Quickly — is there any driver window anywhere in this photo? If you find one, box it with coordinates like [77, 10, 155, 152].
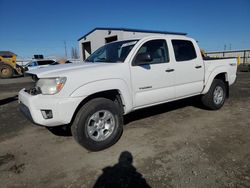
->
[133, 39, 169, 65]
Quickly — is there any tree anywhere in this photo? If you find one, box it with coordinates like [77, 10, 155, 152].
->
[71, 47, 79, 59]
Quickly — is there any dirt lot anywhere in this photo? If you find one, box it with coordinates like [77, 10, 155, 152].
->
[0, 73, 250, 188]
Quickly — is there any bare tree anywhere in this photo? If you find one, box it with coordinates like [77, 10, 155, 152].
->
[74, 47, 79, 59]
[71, 47, 74, 59]
[71, 47, 79, 59]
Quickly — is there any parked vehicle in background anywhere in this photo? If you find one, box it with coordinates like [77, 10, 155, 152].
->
[19, 34, 237, 151]
[24, 59, 55, 71]
[0, 51, 24, 78]
[51, 59, 73, 65]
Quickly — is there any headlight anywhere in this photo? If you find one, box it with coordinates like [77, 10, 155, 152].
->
[36, 77, 67, 95]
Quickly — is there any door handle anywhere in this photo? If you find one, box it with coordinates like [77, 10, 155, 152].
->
[165, 68, 175, 72]
[195, 65, 202, 69]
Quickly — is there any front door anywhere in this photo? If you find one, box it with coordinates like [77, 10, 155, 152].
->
[130, 39, 175, 108]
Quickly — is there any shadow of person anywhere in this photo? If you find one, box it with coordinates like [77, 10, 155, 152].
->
[93, 151, 150, 188]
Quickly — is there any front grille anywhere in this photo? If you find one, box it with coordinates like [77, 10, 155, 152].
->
[23, 74, 40, 95]
[25, 87, 41, 95]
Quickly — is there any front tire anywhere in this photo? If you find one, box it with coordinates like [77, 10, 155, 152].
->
[71, 98, 123, 151]
[0, 64, 13, 78]
[201, 79, 226, 110]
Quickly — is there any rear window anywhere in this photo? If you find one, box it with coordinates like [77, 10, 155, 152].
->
[172, 40, 197, 61]
[37, 60, 54, 65]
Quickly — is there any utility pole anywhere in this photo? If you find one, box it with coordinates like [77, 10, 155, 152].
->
[64, 41, 67, 58]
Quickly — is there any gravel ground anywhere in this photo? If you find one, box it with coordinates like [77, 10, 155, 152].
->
[0, 73, 250, 188]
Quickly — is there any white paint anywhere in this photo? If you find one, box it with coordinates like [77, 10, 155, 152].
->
[19, 35, 237, 127]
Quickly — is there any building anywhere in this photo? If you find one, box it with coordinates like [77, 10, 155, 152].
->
[78, 27, 186, 61]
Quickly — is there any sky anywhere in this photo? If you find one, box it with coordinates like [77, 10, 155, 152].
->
[0, 0, 249, 59]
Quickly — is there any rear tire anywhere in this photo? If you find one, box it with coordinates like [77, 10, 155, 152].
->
[0, 63, 13, 78]
[71, 98, 123, 151]
[201, 79, 226, 110]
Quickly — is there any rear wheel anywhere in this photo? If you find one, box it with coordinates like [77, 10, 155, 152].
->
[0, 64, 13, 78]
[71, 98, 123, 151]
[201, 79, 226, 110]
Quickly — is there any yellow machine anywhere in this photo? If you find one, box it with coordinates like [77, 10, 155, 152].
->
[0, 51, 23, 78]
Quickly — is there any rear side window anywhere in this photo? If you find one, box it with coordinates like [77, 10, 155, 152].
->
[172, 40, 197, 61]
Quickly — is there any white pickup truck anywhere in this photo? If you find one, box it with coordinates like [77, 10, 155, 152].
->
[19, 35, 237, 151]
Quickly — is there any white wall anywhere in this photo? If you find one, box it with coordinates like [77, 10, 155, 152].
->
[79, 30, 124, 60]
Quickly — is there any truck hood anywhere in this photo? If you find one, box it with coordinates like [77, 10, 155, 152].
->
[27, 62, 120, 78]
[26, 61, 130, 98]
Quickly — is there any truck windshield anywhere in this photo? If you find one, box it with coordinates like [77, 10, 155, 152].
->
[86, 40, 138, 63]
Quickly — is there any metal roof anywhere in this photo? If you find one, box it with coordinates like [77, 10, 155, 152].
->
[78, 27, 187, 41]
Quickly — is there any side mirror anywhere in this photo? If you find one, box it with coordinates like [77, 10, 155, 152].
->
[134, 52, 152, 66]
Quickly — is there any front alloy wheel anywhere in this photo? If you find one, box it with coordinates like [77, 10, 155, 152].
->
[87, 110, 115, 142]
[71, 98, 123, 151]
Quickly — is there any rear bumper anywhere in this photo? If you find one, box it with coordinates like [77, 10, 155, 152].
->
[18, 89, 83, 127]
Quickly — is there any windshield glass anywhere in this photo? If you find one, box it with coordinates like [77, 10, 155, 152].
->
[86, 40, 138, 63]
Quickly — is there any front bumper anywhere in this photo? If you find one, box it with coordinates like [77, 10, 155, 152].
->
[18, 89, 83, 127]
[19, 102, 34, 124]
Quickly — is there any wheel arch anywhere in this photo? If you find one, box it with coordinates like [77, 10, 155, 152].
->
[214, 73, 229, 98]
[70, 79, 132, 109]
[70, 89, 126, 125]
[202, 69, 229, 97]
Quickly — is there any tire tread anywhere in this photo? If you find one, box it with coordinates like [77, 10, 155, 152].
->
[71, 98, 123, 151]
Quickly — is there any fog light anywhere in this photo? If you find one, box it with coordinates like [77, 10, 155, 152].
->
[41, 110, 53, 119]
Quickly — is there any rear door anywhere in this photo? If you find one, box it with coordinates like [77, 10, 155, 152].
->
[171, 39, 204, 98]
[130, 39, 175, 108]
